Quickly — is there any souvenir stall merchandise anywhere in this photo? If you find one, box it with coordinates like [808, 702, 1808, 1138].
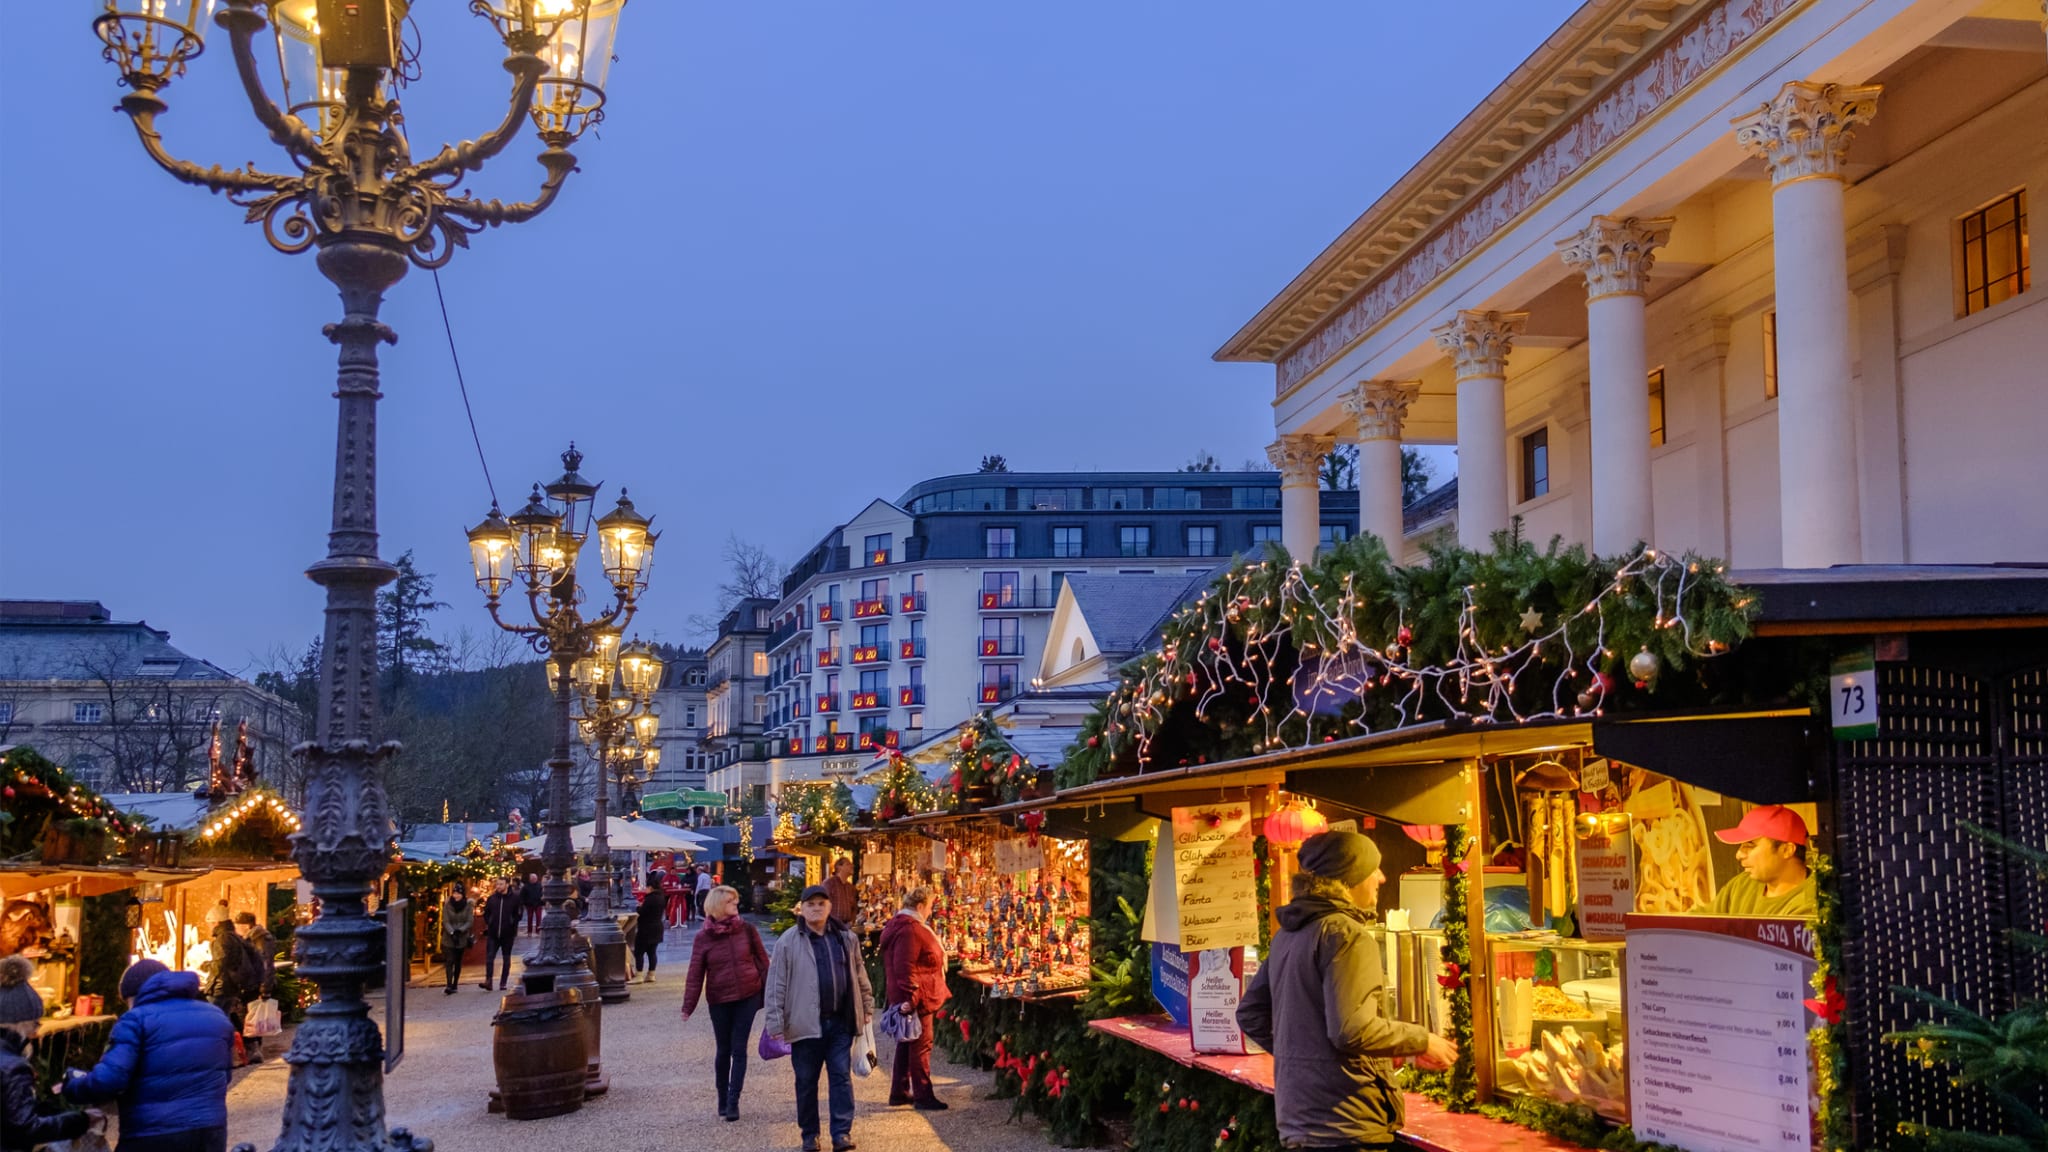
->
[913, 819, 1093, 999]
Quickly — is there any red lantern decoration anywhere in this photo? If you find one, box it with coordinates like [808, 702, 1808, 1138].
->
[1264, 797, 1328, 848]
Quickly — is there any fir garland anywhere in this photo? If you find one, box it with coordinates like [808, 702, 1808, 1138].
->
[1409, 823, 1476, 1110]
[1058, 537, 1755, 787]
[1807, 849, 1853, 1152]
[1476, 1096, 1682, 1151]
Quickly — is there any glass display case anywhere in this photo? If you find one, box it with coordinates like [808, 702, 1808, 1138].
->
[1487, 934, 1629, 1119]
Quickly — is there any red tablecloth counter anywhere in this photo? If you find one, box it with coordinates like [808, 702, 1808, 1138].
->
[1086, 1016, 1580, 1152]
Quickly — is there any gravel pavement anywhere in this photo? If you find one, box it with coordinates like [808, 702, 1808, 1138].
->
[222, 923, 1052, 1152]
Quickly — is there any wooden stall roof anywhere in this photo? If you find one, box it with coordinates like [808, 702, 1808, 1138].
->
[0, 863, 207, 900]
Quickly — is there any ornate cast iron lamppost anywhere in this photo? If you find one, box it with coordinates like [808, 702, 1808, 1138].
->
[567, 633, 662, 1001]
[89, 2, 625, 1150]
[467, 446, 654, 1079]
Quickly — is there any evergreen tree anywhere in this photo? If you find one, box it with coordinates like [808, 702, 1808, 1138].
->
[978, 454, 1010, 473]
[377, 550, 449, 690]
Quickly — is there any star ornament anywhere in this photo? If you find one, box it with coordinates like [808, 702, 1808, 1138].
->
[1519, 608, 1545, 633]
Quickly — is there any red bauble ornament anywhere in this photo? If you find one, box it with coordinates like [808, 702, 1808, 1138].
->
[1397, 626, 1413, 646]
[1086, 736, 1100, 748]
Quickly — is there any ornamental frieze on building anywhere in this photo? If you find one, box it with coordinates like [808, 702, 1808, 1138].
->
[1274, 0, 1800, 394]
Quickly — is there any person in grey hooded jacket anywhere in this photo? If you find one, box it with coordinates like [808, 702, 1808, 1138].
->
[1237, 829, 1457, 1150]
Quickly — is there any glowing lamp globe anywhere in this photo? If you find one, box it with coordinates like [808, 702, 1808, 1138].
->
[1265, 797, 1328, 848]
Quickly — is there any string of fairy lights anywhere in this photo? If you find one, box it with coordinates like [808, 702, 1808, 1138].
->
[1093, 545, 1753, 769]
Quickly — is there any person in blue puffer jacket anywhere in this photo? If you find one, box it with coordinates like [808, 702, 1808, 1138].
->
[60, 959, 233, 1152]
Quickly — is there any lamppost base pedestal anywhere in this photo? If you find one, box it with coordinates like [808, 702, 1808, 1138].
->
[581, 919, 632, 1004]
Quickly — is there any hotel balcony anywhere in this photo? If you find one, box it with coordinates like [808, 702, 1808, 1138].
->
[852, 597, 890, 619]
[978, 636, 1024, 658]
[816, 692, 841, 713]
[898, 685, 925, 707]
[898, 592, 927, 614]
[785, 737, 807, 757]
[817, 647, 841, 668]
[814, 732, 855, 755]
[850, 690, 889, 711]
[858, 729, 900, 751]
[817, 600, 843, 624]
[851, 644, 888, 665]
[978, 682, 1018, 705]
[768, 618, 804, 651]
[979, 587, 1055, 611]
[899, 638, 926, 660]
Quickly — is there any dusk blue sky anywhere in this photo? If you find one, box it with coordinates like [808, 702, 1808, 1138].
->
[1, 1, 1580, 670]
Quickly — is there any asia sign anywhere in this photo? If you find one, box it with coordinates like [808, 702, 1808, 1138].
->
[1169, 803, 1260, 952]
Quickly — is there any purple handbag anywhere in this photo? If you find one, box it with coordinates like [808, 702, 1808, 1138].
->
[758, 1029, 792, 1061]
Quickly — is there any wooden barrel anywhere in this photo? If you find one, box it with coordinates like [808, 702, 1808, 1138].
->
[491, 985, 587, 1120]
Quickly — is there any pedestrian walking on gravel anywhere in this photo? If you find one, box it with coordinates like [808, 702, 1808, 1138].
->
[60, 959, 233, 1152]
[682, 885, 770, 1121]
[520, 873, 545, 935]
[231, 912, 278, 1062]
[480, 877, 522, 991]
[879, 886, 948, 1110]
[763, 885, 872, 1152]
[439, 885, 475, 995]
[694, 865, 713, 921]
[4, 1026, 90, 1152]
[634, 872, 668, 982]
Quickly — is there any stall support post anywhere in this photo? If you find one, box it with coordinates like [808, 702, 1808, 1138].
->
[1464, 760, 1496, 1105]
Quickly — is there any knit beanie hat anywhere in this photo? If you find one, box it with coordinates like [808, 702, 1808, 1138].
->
[1297, 829, 1382, 887]
[119, 959, 169, 1002]
[205, 902, 233, 925]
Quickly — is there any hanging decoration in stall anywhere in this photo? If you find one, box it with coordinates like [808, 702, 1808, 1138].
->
[913, 822, 1091, 997]
[1058, 538, 1755, 788]
[870, 752, 940, 822]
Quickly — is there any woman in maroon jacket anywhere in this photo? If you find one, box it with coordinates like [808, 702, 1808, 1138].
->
[682, 884, 770, 1122]
[879, 885, 950, 1110]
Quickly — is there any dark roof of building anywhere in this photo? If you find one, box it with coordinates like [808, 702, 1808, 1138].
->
[1403, 477, 1458, 532]
[898, 470, 1281, 505]
[1063, 572, 1213, 662]
[1737, 564, 2048, 624]
[0, 601, 237, 682]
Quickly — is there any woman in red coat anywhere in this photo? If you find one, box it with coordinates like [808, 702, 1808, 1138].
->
[683, 885, 771, 1121]
[878, 885, 950, 1110]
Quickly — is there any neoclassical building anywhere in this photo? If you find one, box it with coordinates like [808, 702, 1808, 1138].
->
[1221, 0, 2045, 569]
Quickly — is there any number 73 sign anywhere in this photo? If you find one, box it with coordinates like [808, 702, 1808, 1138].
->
[1830, 649, 1878, 740]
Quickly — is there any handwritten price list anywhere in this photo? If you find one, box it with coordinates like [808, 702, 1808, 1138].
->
[1625, 916, 1820, 1152]
[1170, 804, 1261, 952]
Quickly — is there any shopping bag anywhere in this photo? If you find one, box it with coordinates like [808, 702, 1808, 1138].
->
[878, 1004, 921, 1042]
[757, 1030, 792, 1061]
[245, 997, 283, 1037]
[850, 1021, 878, 1077]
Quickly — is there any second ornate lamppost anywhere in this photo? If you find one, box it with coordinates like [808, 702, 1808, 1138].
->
[467, 444, 654, 1089]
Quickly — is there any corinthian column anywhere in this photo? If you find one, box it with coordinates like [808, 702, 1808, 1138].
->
[1267, 434, 1333, 563]
[1557, 215, 1673, 555]
[1433, 310, 1526, 549]
[1734, 80, 1880, 568]
[1342, 381, 1419, 553]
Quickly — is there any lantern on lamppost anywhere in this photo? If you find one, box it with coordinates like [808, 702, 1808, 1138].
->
[571, 634, 661, 971]
[90, 0, 629, 1144]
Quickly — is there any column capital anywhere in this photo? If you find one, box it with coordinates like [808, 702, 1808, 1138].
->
[1266, 434, 1333, 485]
[1732, 81, 1881, 185]
[1432, 310, 1527, 381]
[1556, 215, 1675, 300]
[1341, 380, 1420, 441]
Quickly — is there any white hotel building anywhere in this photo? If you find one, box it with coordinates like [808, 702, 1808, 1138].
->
[1221, 0, 2045, 570]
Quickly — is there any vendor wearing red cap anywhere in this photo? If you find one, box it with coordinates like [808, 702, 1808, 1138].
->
[1694, 804, 1816, 917]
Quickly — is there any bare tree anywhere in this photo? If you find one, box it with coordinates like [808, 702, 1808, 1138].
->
[67, 643, 228, 793]
[1182, 450, 1221, 473]
[716, 534, 784, 610]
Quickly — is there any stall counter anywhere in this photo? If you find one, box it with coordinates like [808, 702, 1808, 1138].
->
[1087, 1015, 1585, 1152]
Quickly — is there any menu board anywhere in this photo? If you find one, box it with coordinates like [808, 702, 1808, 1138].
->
[1189, 947, 1251, 1054]
[1625, 915, 1820, 1152]
[1170, 803, 1260, 952]
[1576, 818, 1635, 941]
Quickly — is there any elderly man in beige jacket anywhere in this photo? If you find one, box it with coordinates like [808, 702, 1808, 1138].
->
[764, 884, 873, 1152]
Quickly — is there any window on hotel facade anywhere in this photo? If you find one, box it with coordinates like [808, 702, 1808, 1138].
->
[752, 651, 769, 677]
[1521, 428, 1550, 501]
[1234, 487, 1282, 510]
[859, 623, 887, 648]
[1052, 525, 1084, 558]
[1648, 367, 1666, 447]
[0, 702, 12, 725]
[1763, 311, 1779, 400]
[1186, 525, 1217, 557]
[685, 705, 698, 728]
[73, 701, 103, 724]
[983, 571, 1018, 606]
[858, 714, 889, 738]
[1097, 487, 1147, 511]
[986, 526, 1016, 559]
[982, 663, 1019, 698]
[1959, 189, 2029, 316]
[859, 578, 886, 602]
[1252, 524, 1282, 545]
[1119, 525, 1151, 557]
[863, 533, 892, 564]
[1320, 524, 1350, 550]
[858, 669, 887, 694]
[1024, 487, 1084, 510]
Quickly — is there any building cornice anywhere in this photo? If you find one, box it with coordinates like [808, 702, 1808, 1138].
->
[1216, 0, 1802, 390]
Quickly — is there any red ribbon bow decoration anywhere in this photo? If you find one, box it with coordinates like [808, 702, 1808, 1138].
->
[1437, 961, 1465, 990]
[1803, 974, 1846, 1025]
